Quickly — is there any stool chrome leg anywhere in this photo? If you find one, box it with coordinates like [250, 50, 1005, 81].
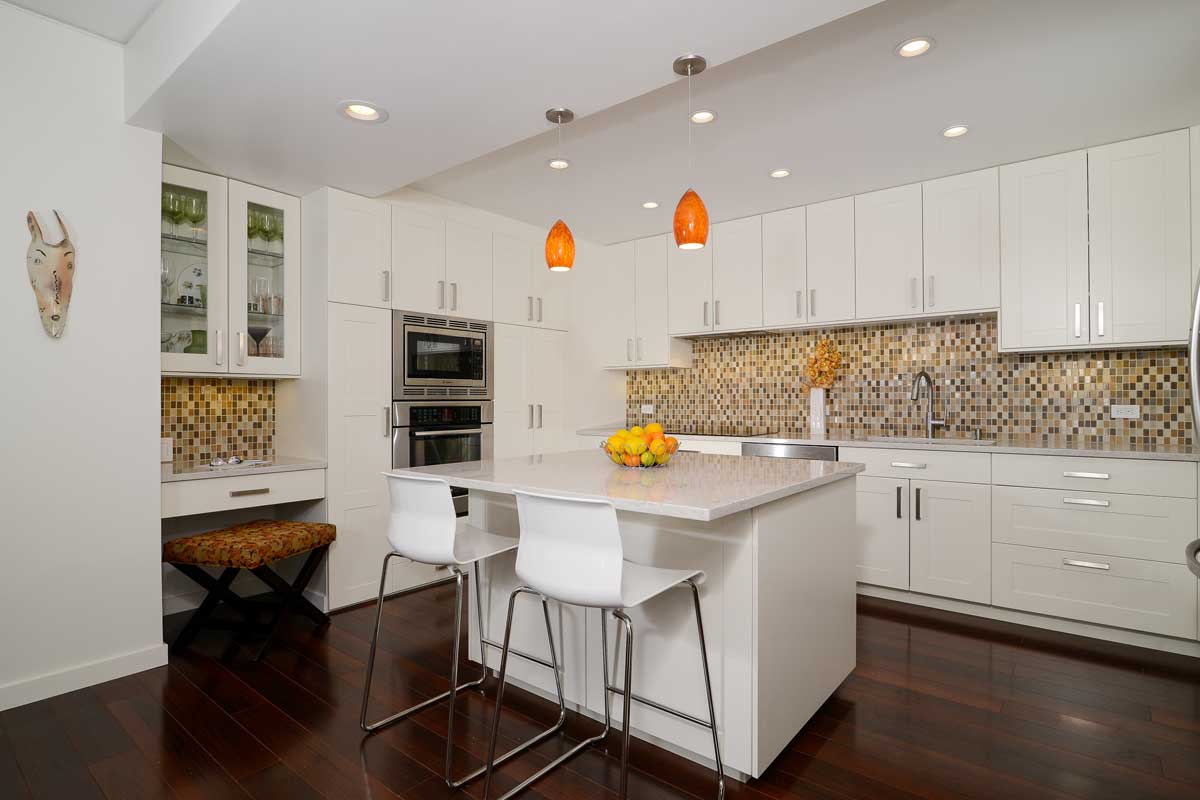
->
[612, 610, 635, 799]
[688, 579, 726, 800]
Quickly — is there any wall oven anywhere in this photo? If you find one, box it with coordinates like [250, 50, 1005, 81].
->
[392, 400, 493, 516]
[393, 311, 492, 399]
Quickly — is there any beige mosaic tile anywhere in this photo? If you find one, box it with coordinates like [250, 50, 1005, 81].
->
[161, 377, 275, 465]
[626, 315, 1191, 448]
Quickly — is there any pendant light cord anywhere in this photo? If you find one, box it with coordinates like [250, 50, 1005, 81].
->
[687, 66, 694, 176]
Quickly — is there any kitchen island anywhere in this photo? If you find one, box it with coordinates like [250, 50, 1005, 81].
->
[388, 449, 863, 778]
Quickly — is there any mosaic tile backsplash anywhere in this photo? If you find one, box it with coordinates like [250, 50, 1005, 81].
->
[161, 377, 275, 465]
[626, 315, 1192, 448]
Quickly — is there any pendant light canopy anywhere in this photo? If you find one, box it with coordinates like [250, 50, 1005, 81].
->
[672, 54, 709, 251]
[544, 107, 576, 271]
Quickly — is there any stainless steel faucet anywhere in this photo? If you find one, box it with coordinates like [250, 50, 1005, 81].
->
[910, 369, 946, 439]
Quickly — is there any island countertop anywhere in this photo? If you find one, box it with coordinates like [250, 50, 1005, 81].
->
[387, 449, 863, 521]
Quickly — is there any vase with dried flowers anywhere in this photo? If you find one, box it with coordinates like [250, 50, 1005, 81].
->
[802, 339, 842, 439]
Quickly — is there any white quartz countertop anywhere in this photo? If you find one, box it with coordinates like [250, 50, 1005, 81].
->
[577, 425, 1199, 462]
[387, 449, 863, 521]
[161, 456, 327, 483]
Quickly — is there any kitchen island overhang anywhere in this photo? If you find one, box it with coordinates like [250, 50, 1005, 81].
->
[387, 450, 864, 779]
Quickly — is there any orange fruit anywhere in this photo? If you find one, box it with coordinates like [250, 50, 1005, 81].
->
[645, 423, 663, 437]
[650, 439, 667, 456]
[664, 436, 679, 454]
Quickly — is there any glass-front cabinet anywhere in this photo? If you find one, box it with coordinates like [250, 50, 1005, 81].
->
[160, 165, 300, 376]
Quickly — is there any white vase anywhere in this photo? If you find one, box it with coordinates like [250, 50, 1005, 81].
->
[809, 386, 827, 439]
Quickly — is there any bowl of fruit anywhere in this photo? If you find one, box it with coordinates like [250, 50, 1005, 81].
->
[602, 423, 681, 468]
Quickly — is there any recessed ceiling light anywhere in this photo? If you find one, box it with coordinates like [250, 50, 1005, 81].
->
[642, 201, 659, 209]
[690, 110, 716, 124]
[547, 158, 570, 170]
[942, 124, 969, 138]
[769, 168, 791, 179]
[895, 37, 933, 58]
[338, 100, 388, 123]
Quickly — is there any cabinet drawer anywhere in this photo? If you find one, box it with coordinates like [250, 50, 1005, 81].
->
[992, 486, 1196, 563]
[846, 447, 990, 484]
[677, 439, 744, 456]
[162, 469, 326, 519]
[992, 454, 1196, 498]
[992, 543, 1197, 639]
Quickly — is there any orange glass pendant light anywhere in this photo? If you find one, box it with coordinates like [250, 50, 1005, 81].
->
[545, 218, 575, 271]
[672, 54, 709, 250]
[544, 107, 576, 271]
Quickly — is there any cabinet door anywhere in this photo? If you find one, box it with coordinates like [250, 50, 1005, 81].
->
[999, 151, 1089, 350]
[532, 258, 571, 331]
[712, 215, 763, 330]
[326, 189, 391, 308]
[855, 476, 909, 589]
[493, 232, 536, 326]
[922, 168, 999, 313]
[805, 197, 855, 323]
[445, 218, 493, 321]
[1088, 130, 1191, 345]
[910, 480, 991, 603]
[228, 181, 301, 376]
[761, 207, 807, 327]
[161, 165, 229, 373]
[635, 235, 670, 364]
[531, 328, 568, 455]
[855, 184, 923, 319]
[599, 241, 637, 367]
[492, 323, 533, 459]
[667, 239, 714, 335]
[391, 208, 446, 314]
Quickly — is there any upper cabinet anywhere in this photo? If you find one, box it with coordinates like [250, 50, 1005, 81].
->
[444, 218, 494, 320]
[667, 238, 715, 335]
[604, 236, 692, 369]
[1087, 130, 1191, 346]
[712, 216, 764, 331]
[492, 230, 568, 330]
[761, 207, 807, 327]
[390, 208, 447, 315]
[922, 168, 999, 314]
[322, 189, 391, 308]
[806, 197, 856, 324]
[855, 184, 923, 320]
[161, 165, 300, 376]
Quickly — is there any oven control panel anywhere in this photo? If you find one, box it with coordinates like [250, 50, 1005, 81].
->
[408, 405, 483, 426]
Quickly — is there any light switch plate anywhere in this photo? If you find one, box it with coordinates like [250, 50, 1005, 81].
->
[641, 404, 655, 415]
[1110, 404, 1140, 419]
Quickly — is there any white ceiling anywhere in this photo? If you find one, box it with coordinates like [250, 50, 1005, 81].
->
[8, 0, 162, 42]
[131, 0, 881, 200]
[416, 0, 1200, 244]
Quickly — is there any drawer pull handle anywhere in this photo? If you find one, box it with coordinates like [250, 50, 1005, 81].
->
[1063, 558, 1110, 571]
[230, 488, 270, 497]
[896, 485, 902, 519]
[1063, 471, 1109, 480]
[891, 462, 926, 469]
[1063, 497, 1109, 507]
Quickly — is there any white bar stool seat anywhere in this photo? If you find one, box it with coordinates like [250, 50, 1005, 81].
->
[482, 489, 725, 800]
[360, 473, 569, 791]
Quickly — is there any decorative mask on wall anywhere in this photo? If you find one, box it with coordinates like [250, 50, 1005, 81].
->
[25, 210, 75, 338]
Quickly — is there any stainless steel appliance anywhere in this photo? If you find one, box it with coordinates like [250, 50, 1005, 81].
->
[392, 400, 493, 515]
[741, 441, 838, 460]
[393, 311, 492, 399]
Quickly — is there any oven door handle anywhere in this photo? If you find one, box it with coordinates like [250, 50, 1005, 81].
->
[412, 428, 484, 437]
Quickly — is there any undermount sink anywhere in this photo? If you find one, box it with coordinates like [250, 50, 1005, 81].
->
[864, 435, 996, 446]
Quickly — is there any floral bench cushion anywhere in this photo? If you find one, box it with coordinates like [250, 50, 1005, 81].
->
[163, 520, 337, 570]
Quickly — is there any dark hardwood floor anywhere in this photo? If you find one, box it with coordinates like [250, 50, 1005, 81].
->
[4, 586, 1200, 799]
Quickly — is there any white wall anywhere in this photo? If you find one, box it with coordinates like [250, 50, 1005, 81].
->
[0, 4, 166, 710]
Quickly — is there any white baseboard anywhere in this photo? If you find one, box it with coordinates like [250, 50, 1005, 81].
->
[0, 642, 168, 712]
[857, 584, 1200, 659]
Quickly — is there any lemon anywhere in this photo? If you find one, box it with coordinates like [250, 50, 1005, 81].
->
[628, 439, 647, 456]
[607, 434, 624, 449]
[616, 429, 629, 438]
[610, 451, 623, 465]
[645, 422, 663, 436]
[629, 426, 644, 437]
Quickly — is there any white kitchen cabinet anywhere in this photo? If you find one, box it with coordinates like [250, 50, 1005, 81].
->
[855, 476, 909, 589]
[492, 231, 567, 330]
[909, 480, 991, 604]
[761, 207, 807, 327]
[805, 197, 855, 324]
[390, 208, 446, 315]
[605, 236, 693, 368]
[922, 168, 999, 313]
[712, 216, 763, 330]
[1087, 130, 1191, 345]
[855, 184, 923, 320]
[493, 323, 568, 459]
[445, 218, 494, 320]
[999, 150, 1090, 350]
[667, 238, 714, 335]
[600, 241, 638, 366]
[1192, 125, 1200, 290]
[529, 326, 567, 454]
[532, 256, 571, 331]
[321, 189, 391, 309]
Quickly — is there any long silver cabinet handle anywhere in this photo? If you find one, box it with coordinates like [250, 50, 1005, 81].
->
[537, 296, 543, 322]
[795, 290, 802, 319]
[915, 487, 922, 520]
[451, 282, 458, 311]
[1063, 497, 1110, 507]
[1063, 471, 1109, 480]
[896, 485, 902, 519]
[528, 404, 534, 429]
[537, 404, 543, 429]
[215, 329, 224, 366]
[927, 276, 934, 308]
[715, 300, 721, 326]
[809, 288, 816, 318]
[1097, 301, 1105, 337]
[414, 428, 483, 437]
[438, 280, 446, 309]
[230, 487, 270, 498]
[703, 301, 709, 327]
[1063, 558, 1110, 571]
[527, 296, 533, 321]
[891, 462, 927, 469]
[237, 331, 247, 366]
[382, 271, 391, 302]
[383, 407, 390, 437]
[1074, 303, 1081, 338]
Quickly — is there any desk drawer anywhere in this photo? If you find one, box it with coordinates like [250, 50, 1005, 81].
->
[162, 469, 326, 518]
[992, 486, 1195, 563]
[992, 543, 1197, 639]
[992, 454, 1196, 498]
[847, 447, 990, 484]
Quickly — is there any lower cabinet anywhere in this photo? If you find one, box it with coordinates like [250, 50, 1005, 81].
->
[493, 323, 568, 459]
[909, 480, 991, 603]
[854, 476, 909, 589]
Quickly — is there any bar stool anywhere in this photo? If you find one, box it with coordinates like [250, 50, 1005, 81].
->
[482, 489, 725, 800]
[360, 473, 569, 790]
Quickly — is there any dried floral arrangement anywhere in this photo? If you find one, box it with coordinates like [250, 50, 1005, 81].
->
[803, 338, 842, 390]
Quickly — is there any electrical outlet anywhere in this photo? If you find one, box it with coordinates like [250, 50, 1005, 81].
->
[641, 404, 655, 415]
[1110, 404, 1140, 420]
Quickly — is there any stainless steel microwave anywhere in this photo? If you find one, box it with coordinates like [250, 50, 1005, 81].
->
[393, 311, 492, 399]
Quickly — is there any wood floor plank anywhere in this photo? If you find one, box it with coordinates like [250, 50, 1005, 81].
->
[87, 748, 177, 800]
[0, 726, 32, 799]
[1, 702, 106, 800]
